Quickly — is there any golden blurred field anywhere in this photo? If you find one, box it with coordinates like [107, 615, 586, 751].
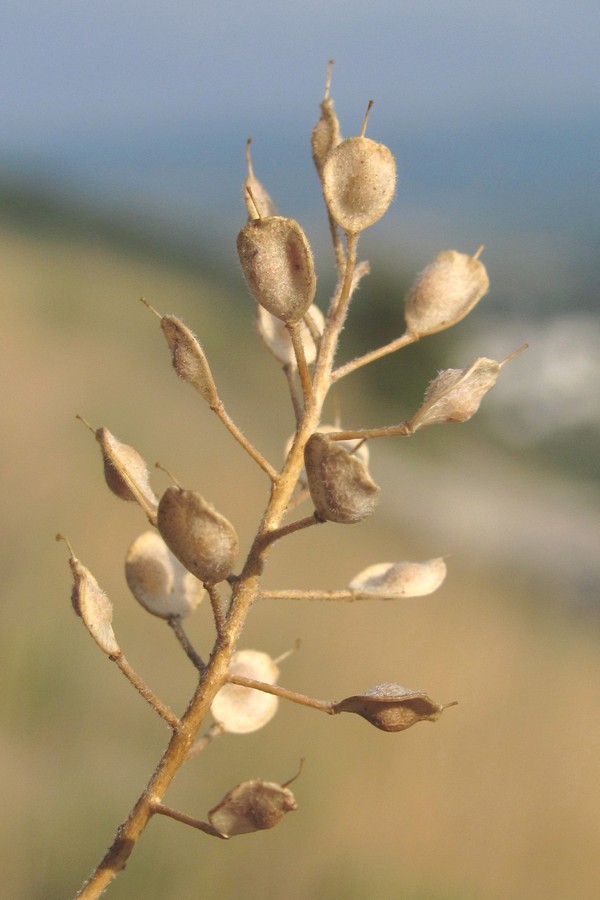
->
[1, 215, 599, 900]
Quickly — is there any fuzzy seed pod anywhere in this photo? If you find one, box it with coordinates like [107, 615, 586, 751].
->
[67, 550, 120, 656]
[157, 486, 238, 584]
[160, 316, 218, 404]
[94, 427, 158, 510]
[348, 558, 447, 599]
[322, 135, 396, 233]
[333, 684, 454, 733]
[257, 303, 324, 367]
[237, 216, 317, 324]
[287, 424, 369, 487]
[208, 778, 297, 837]
[404, 249, 489, 337]
[244, 138, 277, 220]
[409, 357, 501, 432]
[125, 530, 205, 619]
[304, 432, 380, 524]
[311, 64, 342, 177]
[211, 650, 280, 734]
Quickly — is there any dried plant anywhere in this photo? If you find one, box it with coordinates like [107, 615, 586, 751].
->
[59, 62, 522, 897]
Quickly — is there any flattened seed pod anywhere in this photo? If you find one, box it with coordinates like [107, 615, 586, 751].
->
[237, 216, 316, 324]
[304, 432, 380, 524]
[160, 315, 218, 404]
[348, 558, 447, 598]
[322, 135, 396, 234]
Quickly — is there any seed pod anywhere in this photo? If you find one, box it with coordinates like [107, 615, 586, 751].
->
[208, 778, 297, 838]
[93, 426, 158, 511]
[157, 486, 238, 584]
[287, 424, 369, 487]
[160, 315, 218, 404]
[304, 432, 380, 524]
[311, 60, 342, 178]
[237, 216, 317, 324]
[404, 249, 489, 337]
[125, 530, 205, 619]
[348, 558, 447, 599]
[60, 538, 120, 657]
[257, 303, 324, 367]
[332, 683, 456, 733]
[408, 357, 501, 432]
[211, 650, 280, 734]
[322, 135, 396, 233]
[244, 137, 277, 220]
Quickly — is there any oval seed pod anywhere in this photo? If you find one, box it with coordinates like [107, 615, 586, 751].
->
[160, 316, 218, 404]
[348, 558, 447, 599]
[237, 216, 317, 324]
[408, 357, 501, 432]
[125, 530, 205, 619]
[333, 683, 456, 733]
[311, 60, 342, 178]
[287, 424, 369, 488]
[244, 138, 277, 220]
[211, 650, 280, 734]
[94, 426, 158, 511]
[322, 135, 396, 233]
[404, 249, 489, 337]
[61, 540, 120, 657]
[257, 303, 324, 367]
[304, 432, 380, 524]
[157, 486, 238, 584]
[208, 778, 297, 837]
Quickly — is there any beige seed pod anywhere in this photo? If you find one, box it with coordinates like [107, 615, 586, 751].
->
[237, 216, 317, 324]
[311, 60, 342, 178]
[157, 486, 238, 584]
[60, 538, 120, 657]
[257, 303, 324, 367]
[333, 683, 456, 733]
[322, 130, 396, 234]
[244, 137, 277, 220]
[404, 248, 489, 337]
[211, 650, 280, 734]
[208, 778, 297, 838]
[287, 424, 369, 487]
[348, 557, 447, 598]
[160, 315, 218, 404]
[92, 425, 158, 511]
[125, 530, 205, 619]
[408, 357, 501, 432]
[304, 432, 380, 524]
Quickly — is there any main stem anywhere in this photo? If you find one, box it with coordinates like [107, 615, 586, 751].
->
[76, 238, 359, 898]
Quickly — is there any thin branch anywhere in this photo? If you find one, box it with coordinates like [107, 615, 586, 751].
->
[286, 321, 313, 406]
[187, 722, 225, 759]
[258, 513, 322, 549]
[260, 588, 360, 601]
[283, 363, 303, 425]
[332, 330, 418, 382]
[112, 654, 182, 731]
[209, 399, 278, 482]
[152, 803, 226, 839]
[168, 616, 205, 672]
[326, 421, 412, 441]
[206, 583, 227, 637]
[227, 674, 334, 715]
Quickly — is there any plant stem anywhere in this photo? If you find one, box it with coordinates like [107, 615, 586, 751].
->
[112, 654, 182, 731]
[228, 674, 334, 715]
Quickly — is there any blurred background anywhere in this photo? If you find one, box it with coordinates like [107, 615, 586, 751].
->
[2, 2, 599, 898]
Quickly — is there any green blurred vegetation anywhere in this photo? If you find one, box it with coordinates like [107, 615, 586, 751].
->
[1, 186, 599, 900]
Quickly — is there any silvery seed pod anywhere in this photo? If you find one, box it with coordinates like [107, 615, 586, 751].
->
[244, 137, 277, 220]
[409, 357, 501, 432]
[211, 649, 280, 734]
[67, 549, 120, 656]
[304, 432, 380, 524]
[208, 778, 297, 838]
[237, 216, 317, 324]
[311, 62, 342, 178]
[160, 315, 218, 404]
[95, 427, 158, 510]
[348, 558, 447, 599]
[257, 303, 324, 367]
[404, 249, 489, 337]
[333, 683, 454, 733]
[157, 486, 238, 584]
[322, 135, 396, 234]
[125, 530, 205, 619]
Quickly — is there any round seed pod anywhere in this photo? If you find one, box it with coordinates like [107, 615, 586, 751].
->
[208, 778, 297, 837]
[211, 650, 280, 734]
[257, 303, 324, 367]
[286, 424, 369, 487]
[125, 530, 205, 619]
[237, 216, 317, 324]
[409, 357, 501, 432]
[348, 558, 447, 599]
[160, 316, 218, 404]
[157, 486, 238, 584]
[332, 683, 454, 733]
[304, 432, 380, 524]
[404, 249, 489, 337]
[322, 135, 396, 234]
